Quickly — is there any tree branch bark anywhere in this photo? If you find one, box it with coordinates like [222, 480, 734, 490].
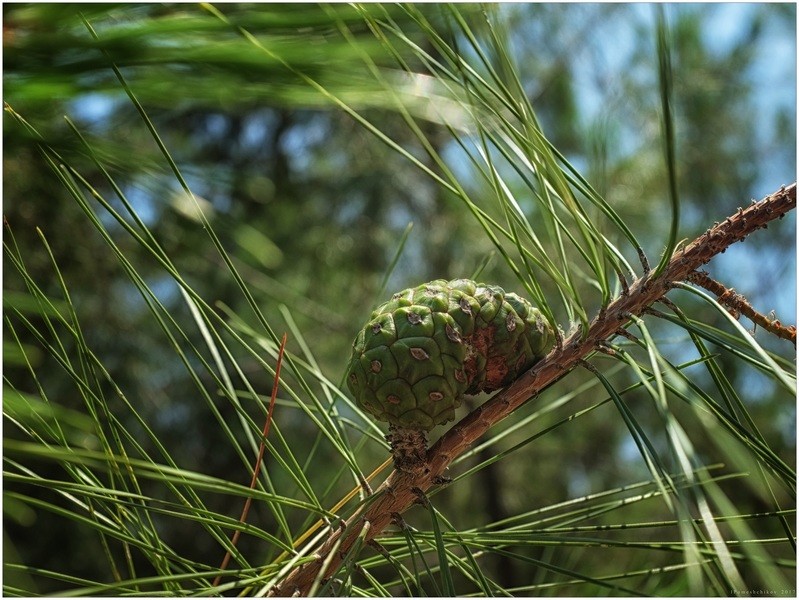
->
[268, 183, 796, 597]
[686, 269, 797, 345]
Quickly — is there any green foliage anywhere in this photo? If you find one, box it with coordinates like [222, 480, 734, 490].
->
[4, 3, 795, 596]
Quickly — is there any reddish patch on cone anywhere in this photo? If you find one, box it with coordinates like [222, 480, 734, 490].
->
[462, 324, 496, 394]
[483, 353, 510, 391]
[461, 324, 526, 393]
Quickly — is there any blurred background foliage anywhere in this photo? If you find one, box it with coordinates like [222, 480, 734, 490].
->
[3, 3, 795, 595]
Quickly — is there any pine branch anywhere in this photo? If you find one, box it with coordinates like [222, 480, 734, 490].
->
[267, 183, 796, 597]
[686, 270, 796, 345]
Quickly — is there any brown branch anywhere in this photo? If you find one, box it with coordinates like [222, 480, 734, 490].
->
[213, 333, 288, 589]
[687, 270, 796, 345]
[267, 183, 796, 597]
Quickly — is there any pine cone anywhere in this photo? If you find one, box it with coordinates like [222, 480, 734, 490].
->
[346, 279, 553, 431]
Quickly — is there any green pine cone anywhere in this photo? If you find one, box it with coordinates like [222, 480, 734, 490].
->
[346, 279, 554, 431]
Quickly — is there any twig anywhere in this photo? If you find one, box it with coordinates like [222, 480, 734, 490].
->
[267, 183, 796, 597]
[213, 333, 288, 589]
[687, 270, 796, 345]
